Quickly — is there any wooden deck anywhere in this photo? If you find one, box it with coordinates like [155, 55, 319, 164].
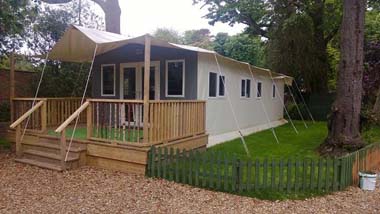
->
[8, 97, 208, 174]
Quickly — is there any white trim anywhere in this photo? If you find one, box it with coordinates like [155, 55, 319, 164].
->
[256, 80, 263, 99]
[120, 61, 160, 100]
[165, 59, 185, 98]
[101, 64, 116, 97]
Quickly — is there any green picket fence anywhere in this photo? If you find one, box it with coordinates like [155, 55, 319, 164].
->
[147, 147, 357, 193]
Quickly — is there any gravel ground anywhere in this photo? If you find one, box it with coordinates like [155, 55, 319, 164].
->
[1, 152, 380, 214]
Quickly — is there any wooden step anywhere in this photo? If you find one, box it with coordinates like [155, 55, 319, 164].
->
[22, 140, 86, 153]
[23, 149, 78, 162]
[15, 158, 63, 171]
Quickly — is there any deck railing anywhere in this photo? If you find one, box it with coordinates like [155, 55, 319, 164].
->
[12, 97, 86, 130]
[147, 101, 206, 143]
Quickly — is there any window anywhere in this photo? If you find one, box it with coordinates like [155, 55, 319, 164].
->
[101, 64, 115, 96]
[257, 81, 263, 98]
[166, 60, 185, 97]
[272, 84, 276, 98]
[219, 75, 225, 97]
[209, 72, 217, 97]
[241, 78, 251, 98]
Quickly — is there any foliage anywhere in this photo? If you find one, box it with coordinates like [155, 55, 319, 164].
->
[0, 138, 11, 151]
[0, 0, 38, 56]
[214, 33, 266, 67]
[363, 41, 380, 106]
[153, 28, 183, 44]
[194, 0, 342, 93]
[183, 29, 214, 50]
[32, 62, 91, 97]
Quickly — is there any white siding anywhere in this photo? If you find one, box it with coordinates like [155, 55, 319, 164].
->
[197, 53, 286, 146]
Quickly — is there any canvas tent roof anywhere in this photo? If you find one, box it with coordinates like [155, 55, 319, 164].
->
[47, 25, 293, 85]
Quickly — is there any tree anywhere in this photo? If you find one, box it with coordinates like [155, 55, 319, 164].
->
[320, 0, 366, 155]
[183, 29, 214, 50]
[40, 0, 120, 33]
[214, 33, 266, 67]
[0, 0, 37, 56]
[194, 0, 342, 93]
[153, 28, 183, 44]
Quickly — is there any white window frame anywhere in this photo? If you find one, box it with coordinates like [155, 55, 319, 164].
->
[165, 59, 185, 98]
[101, 64, 116, 97]
[272, 83, 276, 99]
[256, 81, 263, 99]
[240, 78, 252, 99]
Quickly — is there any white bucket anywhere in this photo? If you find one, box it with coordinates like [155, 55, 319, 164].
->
[359, 171, 377, 191]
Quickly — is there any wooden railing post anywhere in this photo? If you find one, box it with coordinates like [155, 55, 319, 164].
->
[60, 129, 66, 169]
[41, 100, 47, 133]
[87, 101, 92, 139]
[15, 125, 22, 157]
[143, 35, 151, 143]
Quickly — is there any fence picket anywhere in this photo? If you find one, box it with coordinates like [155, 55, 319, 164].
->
[287, 158, 292, 193]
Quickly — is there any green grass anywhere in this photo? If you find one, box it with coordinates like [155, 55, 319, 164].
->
[363, 125, 380, 144]
[48, 127, 143, 142]
[208, 121, 327, 160]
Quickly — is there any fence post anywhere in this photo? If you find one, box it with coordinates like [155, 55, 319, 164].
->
[235, 158, 241, 192]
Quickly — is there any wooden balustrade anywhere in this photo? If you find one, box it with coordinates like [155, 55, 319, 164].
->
[10, 100, 47, 157]
[147, 101, 206, 143]
[46, 98, 86, 127]
[88, 99, 144, 144]
[12, 97, 86, 130]
[12, 98, 46, 131]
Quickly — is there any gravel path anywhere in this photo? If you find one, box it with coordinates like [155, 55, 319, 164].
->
[1, 152, 379, 214]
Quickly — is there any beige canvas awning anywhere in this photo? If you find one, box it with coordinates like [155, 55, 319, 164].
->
[47, 25, 293, 85]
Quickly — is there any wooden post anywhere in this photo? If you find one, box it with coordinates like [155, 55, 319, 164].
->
[143, 35, 151, 143]
[87, 102, 92, 139]
[15, 125, 22, 158]
[10, 52, 15, 122]
[41, 100, 47, 133]
[60, 129, 67, 169]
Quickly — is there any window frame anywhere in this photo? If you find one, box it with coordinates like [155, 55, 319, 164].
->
[256, 81, 263, 99]
[101, 64, 116, 97]
[240, 78, 252, 99]
[165, 59, 185, 98]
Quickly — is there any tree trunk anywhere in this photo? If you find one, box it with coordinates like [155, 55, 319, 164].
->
[320, 0, 366, 156]
[41, 0, 121, 34]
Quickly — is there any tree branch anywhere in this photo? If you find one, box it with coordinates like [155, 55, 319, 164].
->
[40, 0, 73, 4]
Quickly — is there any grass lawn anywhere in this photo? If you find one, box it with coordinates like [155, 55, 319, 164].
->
[48, 127, 143, 142]
[208, 121, 327, 160]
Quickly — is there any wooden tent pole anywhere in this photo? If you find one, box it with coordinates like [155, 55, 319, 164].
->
[10, 52, 15, 122]
[143, 35, 151, 143]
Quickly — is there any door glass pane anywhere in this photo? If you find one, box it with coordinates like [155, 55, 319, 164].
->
[123, 67, 136, 99]
[167, 61, 184, 96]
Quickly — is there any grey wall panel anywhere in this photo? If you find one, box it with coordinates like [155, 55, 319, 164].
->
[91, 44, 198, 100]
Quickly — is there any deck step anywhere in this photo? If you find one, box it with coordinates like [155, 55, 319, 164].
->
[22, 140, 86, 153]
[15, 158, 63, 171]
[23, 149, 78, 162]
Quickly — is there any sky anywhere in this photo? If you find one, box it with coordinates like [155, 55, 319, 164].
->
[118, 0, 246, 37]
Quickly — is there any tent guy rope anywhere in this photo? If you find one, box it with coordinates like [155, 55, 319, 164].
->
[65, 44, 98, 162]
[20, 53, 49, 143]
[267, 71, 299, 134]
[286, 83, 308, 128]
[293, 80, 315, 123]
[247, 64, 280, 144]
[214, 54, 251, 157]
